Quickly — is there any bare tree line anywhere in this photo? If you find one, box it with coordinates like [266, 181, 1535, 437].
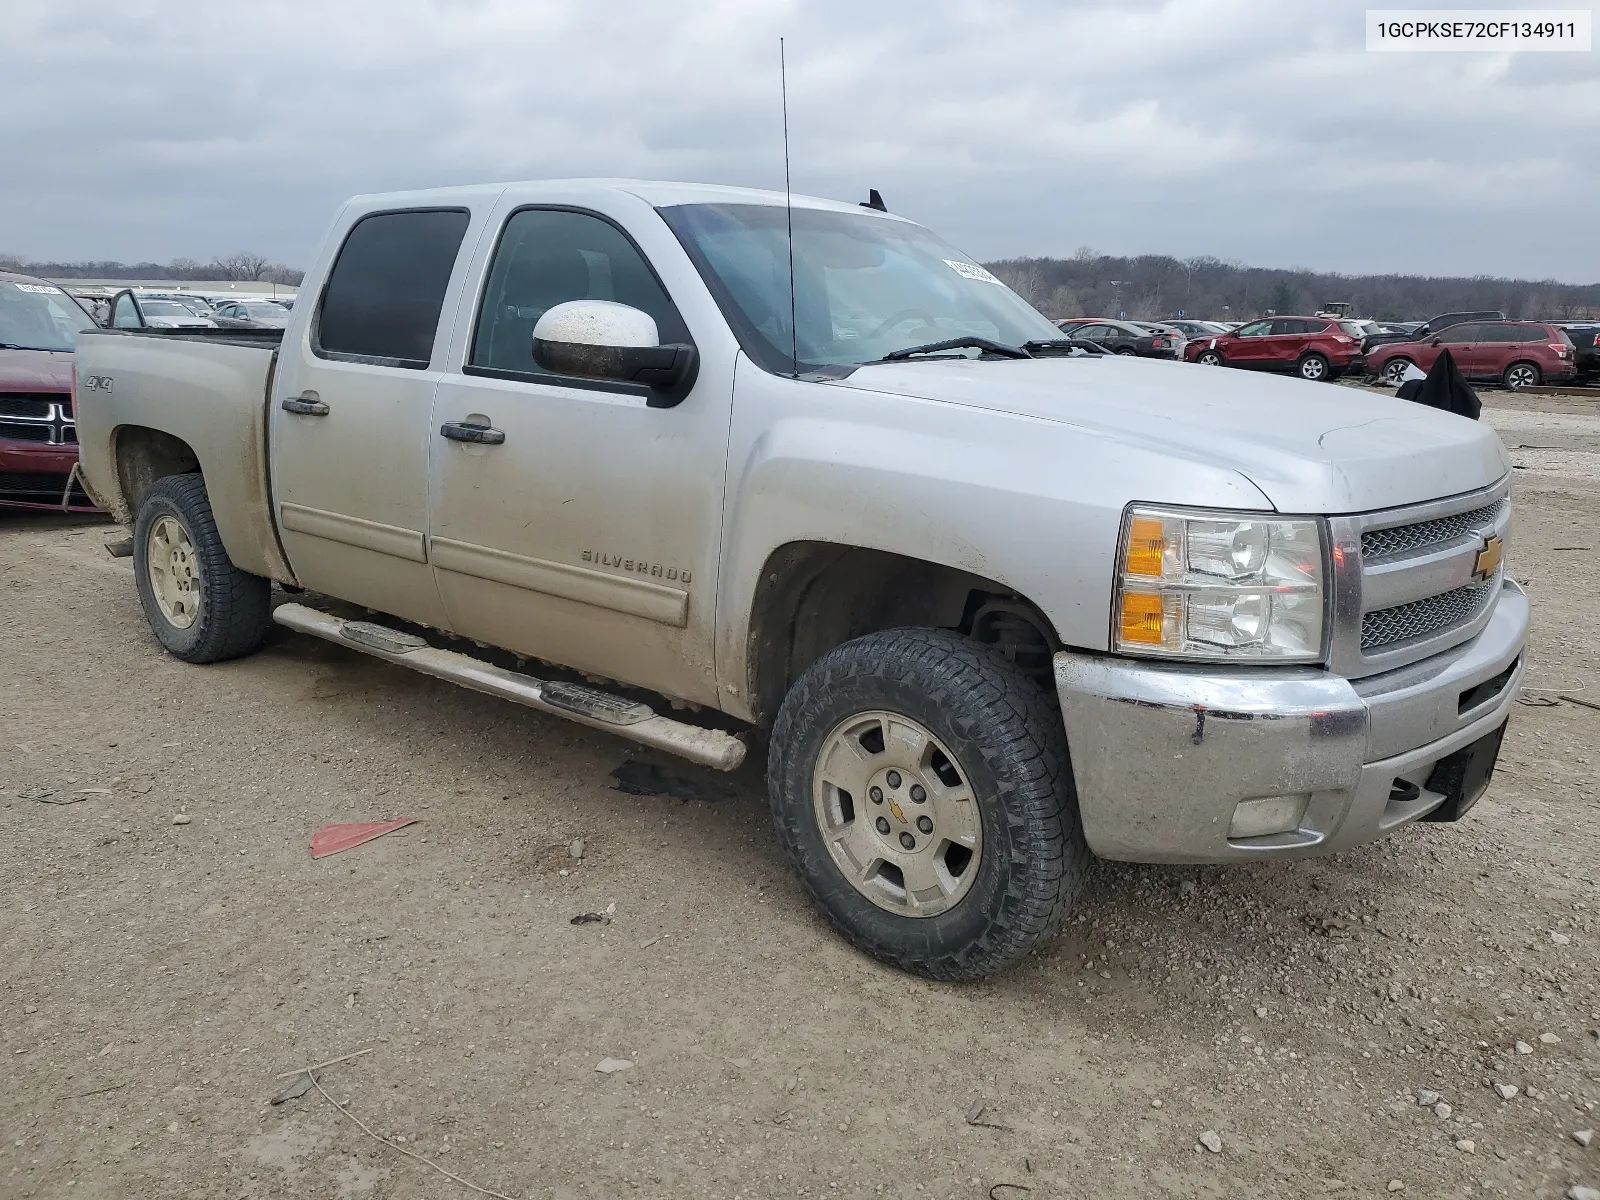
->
[0, 251, 303, 285]
[987, 249, 1600, 323]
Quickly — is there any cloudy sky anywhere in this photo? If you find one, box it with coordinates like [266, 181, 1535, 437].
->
[7, 0, 1598, 280]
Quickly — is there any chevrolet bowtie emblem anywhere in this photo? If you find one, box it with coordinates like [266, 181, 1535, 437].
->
[888, 798, 907, 824]
[1472, 534, 1504, 581]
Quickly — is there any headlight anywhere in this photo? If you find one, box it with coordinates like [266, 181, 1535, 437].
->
[1114, 505, 1326, 662]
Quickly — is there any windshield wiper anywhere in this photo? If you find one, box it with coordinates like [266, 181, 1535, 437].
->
[877, 336, 1032, 362]
[1023, 338, 1100, 355]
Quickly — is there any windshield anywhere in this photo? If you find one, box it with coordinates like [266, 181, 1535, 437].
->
[140, 300, 196, 317]
[244, 304, 287, 317]
[659, 203, 1062, 373]
[0, 281, 96, 351]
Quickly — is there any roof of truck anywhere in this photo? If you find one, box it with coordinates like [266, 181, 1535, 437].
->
[344, 179, 911, 219]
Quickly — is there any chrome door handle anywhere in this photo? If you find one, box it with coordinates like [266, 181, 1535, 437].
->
[440, 420, 505, 445]
[282, 392, 329, 416]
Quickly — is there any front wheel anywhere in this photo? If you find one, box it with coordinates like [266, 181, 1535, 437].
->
[1297, 352, 1331, 381]
[1381, 358, 1414, 386]
[1197, 350, 1224, 366]
[767, 628, 1087, 980]
[133, 473, 273, 663]
[1503, 361, 1540, 390]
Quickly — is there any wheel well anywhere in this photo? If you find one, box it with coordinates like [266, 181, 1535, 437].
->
[1505, 359, 1540, 377]
[115, 426, 200, 517]
[746, 542, 1061, 725]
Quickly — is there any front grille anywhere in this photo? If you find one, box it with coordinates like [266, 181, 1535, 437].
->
[0, 394, 56, 419]
[0, 471, 72, 503]
[0, 422, 52, 443]
[1362, 501, 1504, 560]
[1362, 580, 1497, 650]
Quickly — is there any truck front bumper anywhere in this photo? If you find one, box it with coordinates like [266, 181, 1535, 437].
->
[1054, 580, 1529, 863]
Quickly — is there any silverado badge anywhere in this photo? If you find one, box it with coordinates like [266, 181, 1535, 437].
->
[1472, 534, 1504, 581]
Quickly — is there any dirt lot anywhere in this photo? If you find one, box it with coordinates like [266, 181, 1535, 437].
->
[3, 391, 1598, 1200]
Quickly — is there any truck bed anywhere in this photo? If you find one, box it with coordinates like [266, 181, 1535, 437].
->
[73, 327, 294, 583]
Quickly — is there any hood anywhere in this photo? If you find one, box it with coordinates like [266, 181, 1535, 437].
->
[830, 354, 1508, 513]
[0, 347, 73, 391]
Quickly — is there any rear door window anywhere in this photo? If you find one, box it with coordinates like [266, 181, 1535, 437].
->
[315, 209, 471, 369]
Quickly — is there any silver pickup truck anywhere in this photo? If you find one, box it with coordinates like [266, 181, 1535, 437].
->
[73, 180, 1528, 979]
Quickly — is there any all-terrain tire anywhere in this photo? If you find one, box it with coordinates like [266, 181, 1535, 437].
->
[767, 628, 1088, 981]
[132, 473, 273, 663]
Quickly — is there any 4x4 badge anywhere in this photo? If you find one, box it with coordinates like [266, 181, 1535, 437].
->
[1472, 534, 1503, 581]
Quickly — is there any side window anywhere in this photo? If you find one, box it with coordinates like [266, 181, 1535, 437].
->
[1439, 323, 1478, 342]
[1237, 320, 1271, 337]
[470, 208, 692, 378]
[111, 294, 141, 329]
[1509, 324, 1545, 342]
[315, 209, 470, 369]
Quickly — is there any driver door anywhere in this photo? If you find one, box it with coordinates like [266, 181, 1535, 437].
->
[426, 202, 734, 707]
[1228, 320, 1274, 365]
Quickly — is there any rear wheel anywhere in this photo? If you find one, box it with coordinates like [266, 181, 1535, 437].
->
[1381, 357, 1414, 386]
[1197, 350, 1224, 366]
[1115, 347, 1137, 356]
[1297, 352, 1331, 382]
[133, 473, 273, 663]
[768, 628, 1087, 981]
[1502, 361, 1540, 390]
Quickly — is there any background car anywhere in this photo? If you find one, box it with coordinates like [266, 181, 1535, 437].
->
[212, 300, 291, 328]
[1166, 319, 1231, 339]
[109, 292, 217, 330]
[1367, 320, 1577, 389]
[1558, 324, 1599, 383]
[0, 271, 101, 511]
[1361, 309, 1504, 356]
[1053, 318, 1181, 358]
[1183, 315, 1364, 381]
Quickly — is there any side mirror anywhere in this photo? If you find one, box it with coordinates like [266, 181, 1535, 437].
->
[531, 300, 697, 408]
[1429, 336, 1442, 346]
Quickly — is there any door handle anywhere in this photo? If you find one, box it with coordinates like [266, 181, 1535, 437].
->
[440, 420, 505, 445]
[282, 392, 329, 416]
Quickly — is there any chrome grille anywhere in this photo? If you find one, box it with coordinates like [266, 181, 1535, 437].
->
[1361, 501, 1504, 560]
[1362, 580, 1497, 650]
[0, 393, 74, 445]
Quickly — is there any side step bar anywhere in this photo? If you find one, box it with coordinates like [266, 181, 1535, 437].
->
[271, 602, 746, 772]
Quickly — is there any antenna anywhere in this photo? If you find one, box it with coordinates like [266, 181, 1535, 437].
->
[780, 37, 798, 379]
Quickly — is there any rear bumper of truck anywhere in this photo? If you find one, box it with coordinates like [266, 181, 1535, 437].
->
[1053, 580, 1529, 863]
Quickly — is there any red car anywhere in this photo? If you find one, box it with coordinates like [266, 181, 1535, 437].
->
[1183, 315, 1365, 382]
[1, 271, 101, 512]
[1366, 320, 1577, 390]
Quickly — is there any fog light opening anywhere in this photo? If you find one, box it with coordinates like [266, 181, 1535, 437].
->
[1228, 794, 1309, 840]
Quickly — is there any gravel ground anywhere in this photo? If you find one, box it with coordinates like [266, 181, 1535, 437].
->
[2, 391, 1598, 1200]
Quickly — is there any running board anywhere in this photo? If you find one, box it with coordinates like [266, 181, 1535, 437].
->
[271, 602, 746, 771]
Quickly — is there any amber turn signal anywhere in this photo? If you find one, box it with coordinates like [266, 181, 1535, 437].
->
[1125, 516, 1167, 577]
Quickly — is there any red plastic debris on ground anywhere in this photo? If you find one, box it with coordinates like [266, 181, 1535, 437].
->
[310, 818, 419, 859]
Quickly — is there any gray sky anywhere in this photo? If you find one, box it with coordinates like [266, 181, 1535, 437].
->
[8, 0, 1598, 281]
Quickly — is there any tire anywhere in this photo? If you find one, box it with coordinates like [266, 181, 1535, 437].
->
[132, 473, 273, 664]
[1297, 352, 1330, 382]
[1502, 361, 1540, 390]
[1115, 347, 1137, 356]
[1197, 350, 1224, 366]
[767, 628, 1088, 981]
[1381, 358, 1414, 387]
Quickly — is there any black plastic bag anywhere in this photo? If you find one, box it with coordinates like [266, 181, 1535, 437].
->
[1405, 349, 1481, 420]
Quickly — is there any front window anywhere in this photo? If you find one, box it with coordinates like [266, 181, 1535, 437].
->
[0, 281, 96, 351]
[659, 203, 1062, 374]
[139, 300, 196, 317]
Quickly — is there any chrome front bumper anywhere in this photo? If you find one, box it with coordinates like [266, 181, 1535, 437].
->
[1054, 580, 1529, 863]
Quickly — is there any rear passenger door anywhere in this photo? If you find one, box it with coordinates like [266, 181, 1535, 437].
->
[270, 207, 477, 629]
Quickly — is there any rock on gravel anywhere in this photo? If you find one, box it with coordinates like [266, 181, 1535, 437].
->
[1417, 1090, 1441, 1108]
[1575, 1130, 1595, 1148]
[1454, 1139, 1475, 1154]
[1567, 1186, 1600, 1200]
[1494, 1084, 1520, 1101]
[1435, 1102, 1453, 1120]
[1197, 1130, 1222, 1154]
[1515, 1041, 1535, 1055]
[596, 1057, 633, 1074]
